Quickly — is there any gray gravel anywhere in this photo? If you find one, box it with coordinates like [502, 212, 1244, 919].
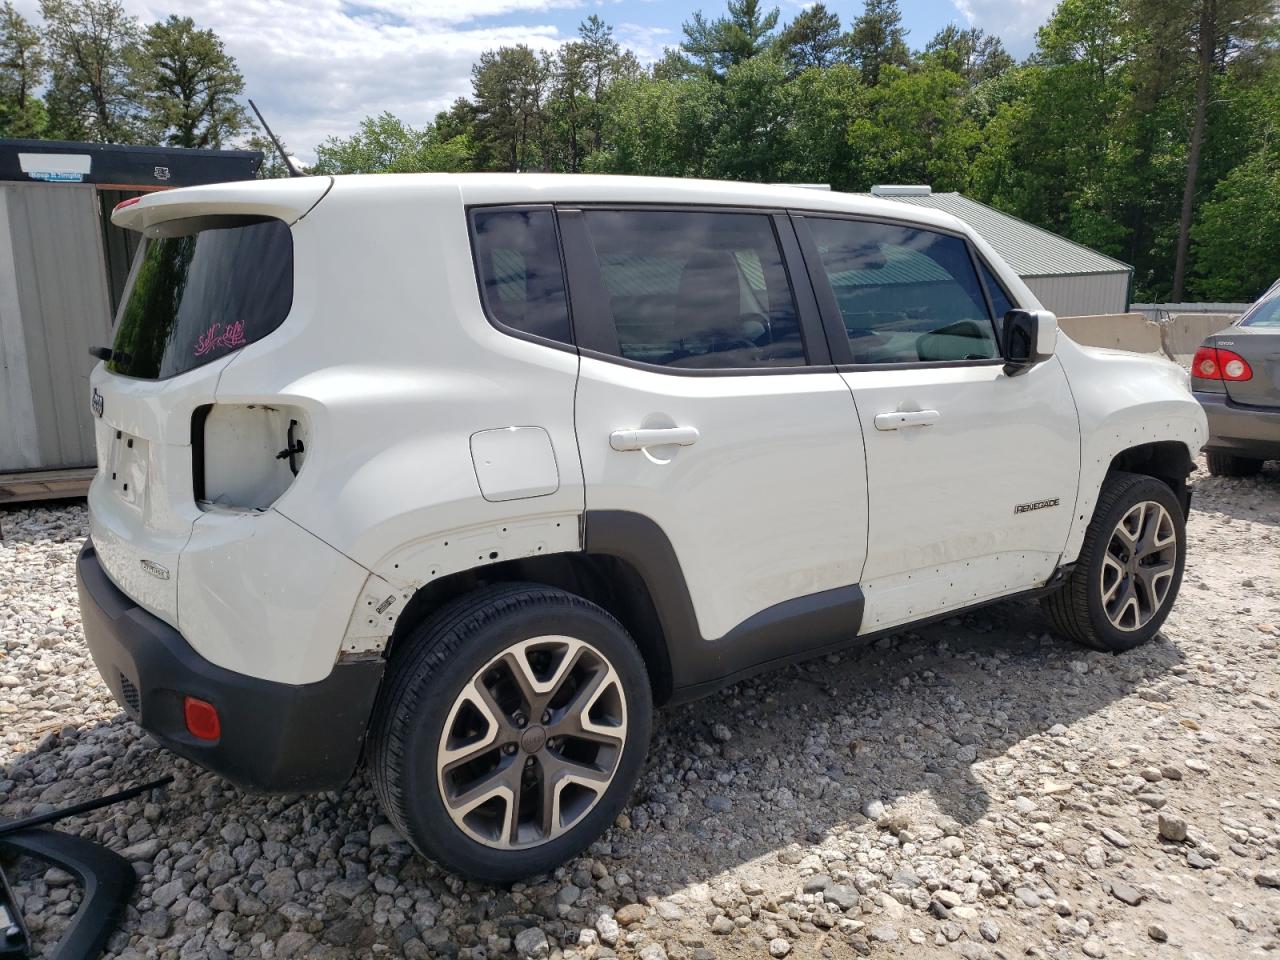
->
[3, 458, 1280, 959]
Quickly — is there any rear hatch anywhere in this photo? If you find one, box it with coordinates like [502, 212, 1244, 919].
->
[89, 178, 329, 625]
[1216, 296, 1280, 409]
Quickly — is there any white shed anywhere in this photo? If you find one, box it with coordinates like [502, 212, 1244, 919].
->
[865, 186, 1133, 318]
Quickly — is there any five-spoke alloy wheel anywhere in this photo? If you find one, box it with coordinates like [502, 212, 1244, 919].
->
[1099, 500, 1177, 632]
[438, 636, 628, 849]
[369, 583, 652, 882]
[1044, 471, 1187, 652]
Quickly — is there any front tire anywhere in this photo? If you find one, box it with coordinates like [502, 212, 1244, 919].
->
[1206, 451, 1263, 477]
[1043, 472, 1186, 652]
[368, 583, 652, 883]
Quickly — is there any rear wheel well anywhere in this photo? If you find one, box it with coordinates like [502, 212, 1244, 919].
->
[1107, 441, 1195, 512]
[386, 554, 674, 704]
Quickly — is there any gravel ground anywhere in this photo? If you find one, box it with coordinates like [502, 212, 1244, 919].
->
[2, 459, 1279, 960]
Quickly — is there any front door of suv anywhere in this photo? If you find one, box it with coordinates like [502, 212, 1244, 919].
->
[561, 206, 869, 689]
[794, 214, 1080, 633]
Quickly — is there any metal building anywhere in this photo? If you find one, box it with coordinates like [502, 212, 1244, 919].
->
[867, 186, 1134, 318]
[0, 139, 261, 502]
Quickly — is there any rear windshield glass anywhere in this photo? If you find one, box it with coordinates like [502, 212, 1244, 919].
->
[108, 217, 293, 379]
[1241, 295, 1280, 327]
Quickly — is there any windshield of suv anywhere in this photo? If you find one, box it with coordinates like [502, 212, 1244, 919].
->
[108, 216, 293, 379]
[1241, 293, 1280, 327]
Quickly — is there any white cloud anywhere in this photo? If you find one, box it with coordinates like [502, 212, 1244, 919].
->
[951, 0, 1058, 57]
[615, 22, 673, 62]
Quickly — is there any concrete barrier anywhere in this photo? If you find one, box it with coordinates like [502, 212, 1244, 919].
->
[1160, 313, 1239, 361]
[1058, 313, 1164, 355]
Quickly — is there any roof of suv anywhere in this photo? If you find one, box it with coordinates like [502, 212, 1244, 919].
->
[113, 173, 973, 238]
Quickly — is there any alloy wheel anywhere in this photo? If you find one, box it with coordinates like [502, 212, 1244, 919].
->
[1099, 500, 1177, 632]
[436, 636, 628, 849]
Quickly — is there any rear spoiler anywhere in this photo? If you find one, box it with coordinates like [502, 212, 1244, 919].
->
[111, 176, 334, 232]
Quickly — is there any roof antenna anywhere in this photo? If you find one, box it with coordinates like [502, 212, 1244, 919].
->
[249, 99, 303, 178]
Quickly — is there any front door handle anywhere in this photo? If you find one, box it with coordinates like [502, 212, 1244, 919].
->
[874, 409, 941, 431]
[610, 426, 700, 451]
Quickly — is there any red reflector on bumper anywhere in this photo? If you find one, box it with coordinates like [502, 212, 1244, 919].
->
[183, 696, 221, 741]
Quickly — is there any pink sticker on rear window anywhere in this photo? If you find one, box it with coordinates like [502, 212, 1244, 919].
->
[194, 320, 247, 357]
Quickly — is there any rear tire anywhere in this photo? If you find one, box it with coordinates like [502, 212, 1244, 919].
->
[1042, 471, 1186, 652]
[367, 582, 652, 882]
[1206, 451, 1263, 477]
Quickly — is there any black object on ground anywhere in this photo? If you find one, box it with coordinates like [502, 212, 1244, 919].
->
[0, 775, 172, 959]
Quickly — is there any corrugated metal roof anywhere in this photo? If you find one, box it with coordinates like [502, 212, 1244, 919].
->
[861, 191, 1132, 278]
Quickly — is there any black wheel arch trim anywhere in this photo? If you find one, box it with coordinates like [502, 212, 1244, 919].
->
[583, 510, 865, 698]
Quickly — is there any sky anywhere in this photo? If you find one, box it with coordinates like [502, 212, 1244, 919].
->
[17, 0, 1061, 163]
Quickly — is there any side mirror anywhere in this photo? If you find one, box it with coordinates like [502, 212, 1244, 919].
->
[1002, 309, 1057, 376]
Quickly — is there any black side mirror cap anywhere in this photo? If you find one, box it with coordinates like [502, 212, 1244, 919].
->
[1001, 309, 1057, 376]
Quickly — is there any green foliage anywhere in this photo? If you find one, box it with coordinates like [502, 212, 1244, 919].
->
[130, 15, 248, 148]
[470, 45, 551, 170]
[0, 2, 47, 136]
[1191, 57, 1280, 300]
[41, 0, 141, 142]
[312, 113, 472, 174]
[845, 0, 910, 86]
[922, 25, 1013, 84]
[586, 73, 718, 177]
[13, 0, 1272, 304]
[847, 64, 978, 189]
[707, 53, 791, 180]
[778, 64, 865, 189]
[1191, 150, 1280, 301]
[775, 3, 843, 74]
[681, 0, 780, 78]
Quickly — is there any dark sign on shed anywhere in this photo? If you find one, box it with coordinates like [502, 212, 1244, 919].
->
[0, 139, 261, 189]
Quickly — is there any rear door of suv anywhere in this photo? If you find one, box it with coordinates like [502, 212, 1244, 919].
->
[561, 205, 869, 688]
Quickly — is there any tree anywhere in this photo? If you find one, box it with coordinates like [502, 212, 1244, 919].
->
[924, 25, 1015, 84]
[545, 16, 638, 171]
[707, 53, 790, 181]
[1134, 0, 1278, 299]
[681, 0, 779, 78]
[845, 0, 909, 86]
[0, 3, 47, 136]
[1191, 51, 1280, 300]
[779, 62, 866, 189]
[470, 45, 551, 171]
[312, 112, 471, 174]
[847, 63, 978, 188]
[1191, 150, 1280, 300]
[130, 15, 248, 148]
[587, 73, 718, 177]
[41, 0, 140, 142]
[776, 3, 842, 74]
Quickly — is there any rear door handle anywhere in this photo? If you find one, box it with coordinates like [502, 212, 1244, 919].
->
[874, 409, 941, 431]
[609, 426, 700, 451]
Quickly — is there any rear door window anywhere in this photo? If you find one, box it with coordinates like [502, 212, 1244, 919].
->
[805, 217, 999, 364]
[109, 217, 292, 380]
[580, 209, 805, 369]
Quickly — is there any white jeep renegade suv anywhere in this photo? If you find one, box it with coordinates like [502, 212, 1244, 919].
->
[80, 174, 1206, 880]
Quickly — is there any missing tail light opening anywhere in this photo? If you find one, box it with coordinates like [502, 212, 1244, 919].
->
[192, 403, 310, 511]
